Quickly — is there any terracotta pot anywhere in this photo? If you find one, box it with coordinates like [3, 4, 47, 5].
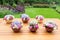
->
[6, 20, 13, 24]
[22, 18, 29, 23]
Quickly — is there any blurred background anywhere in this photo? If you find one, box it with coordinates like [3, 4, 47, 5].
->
[0, 0, 60, 18]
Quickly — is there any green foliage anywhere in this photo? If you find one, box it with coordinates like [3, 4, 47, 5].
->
[13, 8, 60, 19]
[0, 0, 60, 5]
[12, 3, 17, 8]
[56, 5, 60, 13]
[32, 4, 49, 8]
[0, 8, 14, 18]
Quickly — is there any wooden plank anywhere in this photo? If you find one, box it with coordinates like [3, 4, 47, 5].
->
[0, 18, 60, 40]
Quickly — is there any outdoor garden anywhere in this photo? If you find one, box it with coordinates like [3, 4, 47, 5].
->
[0, 0, 60, 40]
[0, 0, 60, 19]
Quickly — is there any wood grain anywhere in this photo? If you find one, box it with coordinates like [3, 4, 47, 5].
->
[0, 18, 60, 40]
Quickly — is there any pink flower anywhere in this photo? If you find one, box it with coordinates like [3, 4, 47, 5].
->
[11, 21, 22, 32]
[4, 15, 14, 20]
[47, 24, 54, 28]
[29, 20, 39, 32]
[21, 14, 30, 23]
[36, 15, 44, 20]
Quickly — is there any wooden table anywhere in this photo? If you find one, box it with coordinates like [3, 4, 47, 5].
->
[0, 18, 60, 40]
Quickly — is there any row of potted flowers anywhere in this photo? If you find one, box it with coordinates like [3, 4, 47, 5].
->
[3, 14, 57, 33]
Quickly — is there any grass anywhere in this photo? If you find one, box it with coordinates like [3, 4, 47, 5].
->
[13, 13, 21, 18]
[14, 8, 60, 19]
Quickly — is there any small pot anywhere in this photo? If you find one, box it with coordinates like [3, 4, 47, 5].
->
[45, 24, 54, 32]
[6, 20, 13, 24]
[44, 21, 57, 33]
[36, 15, 44, 23]
[21, 14, 30, 23]
[11, 21, 22, 33]
[29, 20, 39, 32]
[3, 15, 14, 24]
[22, 18, 29, 23]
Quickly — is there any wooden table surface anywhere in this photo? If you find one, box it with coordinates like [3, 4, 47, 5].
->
[0, 18, 60, 40]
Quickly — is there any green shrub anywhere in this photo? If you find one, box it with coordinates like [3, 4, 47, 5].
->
[12, 3, 17, 8]
[32, 3, 49, 8]
[25, 6, 33, 8]
[0, 8, 14, 18]
[50, 3, 56, 9]
[56, 6, 60, 13]
[0, 11, 5, 18]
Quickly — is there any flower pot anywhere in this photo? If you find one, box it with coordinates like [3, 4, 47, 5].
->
[3, 15, 14, 24]
[36, 15, 44, 23]
[29, 20, 39, 32]
[21, 14, 30, 23]
[11, 21, 22, 33]
[44, 21, 57, 33]
[22, 18, 29, 23]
